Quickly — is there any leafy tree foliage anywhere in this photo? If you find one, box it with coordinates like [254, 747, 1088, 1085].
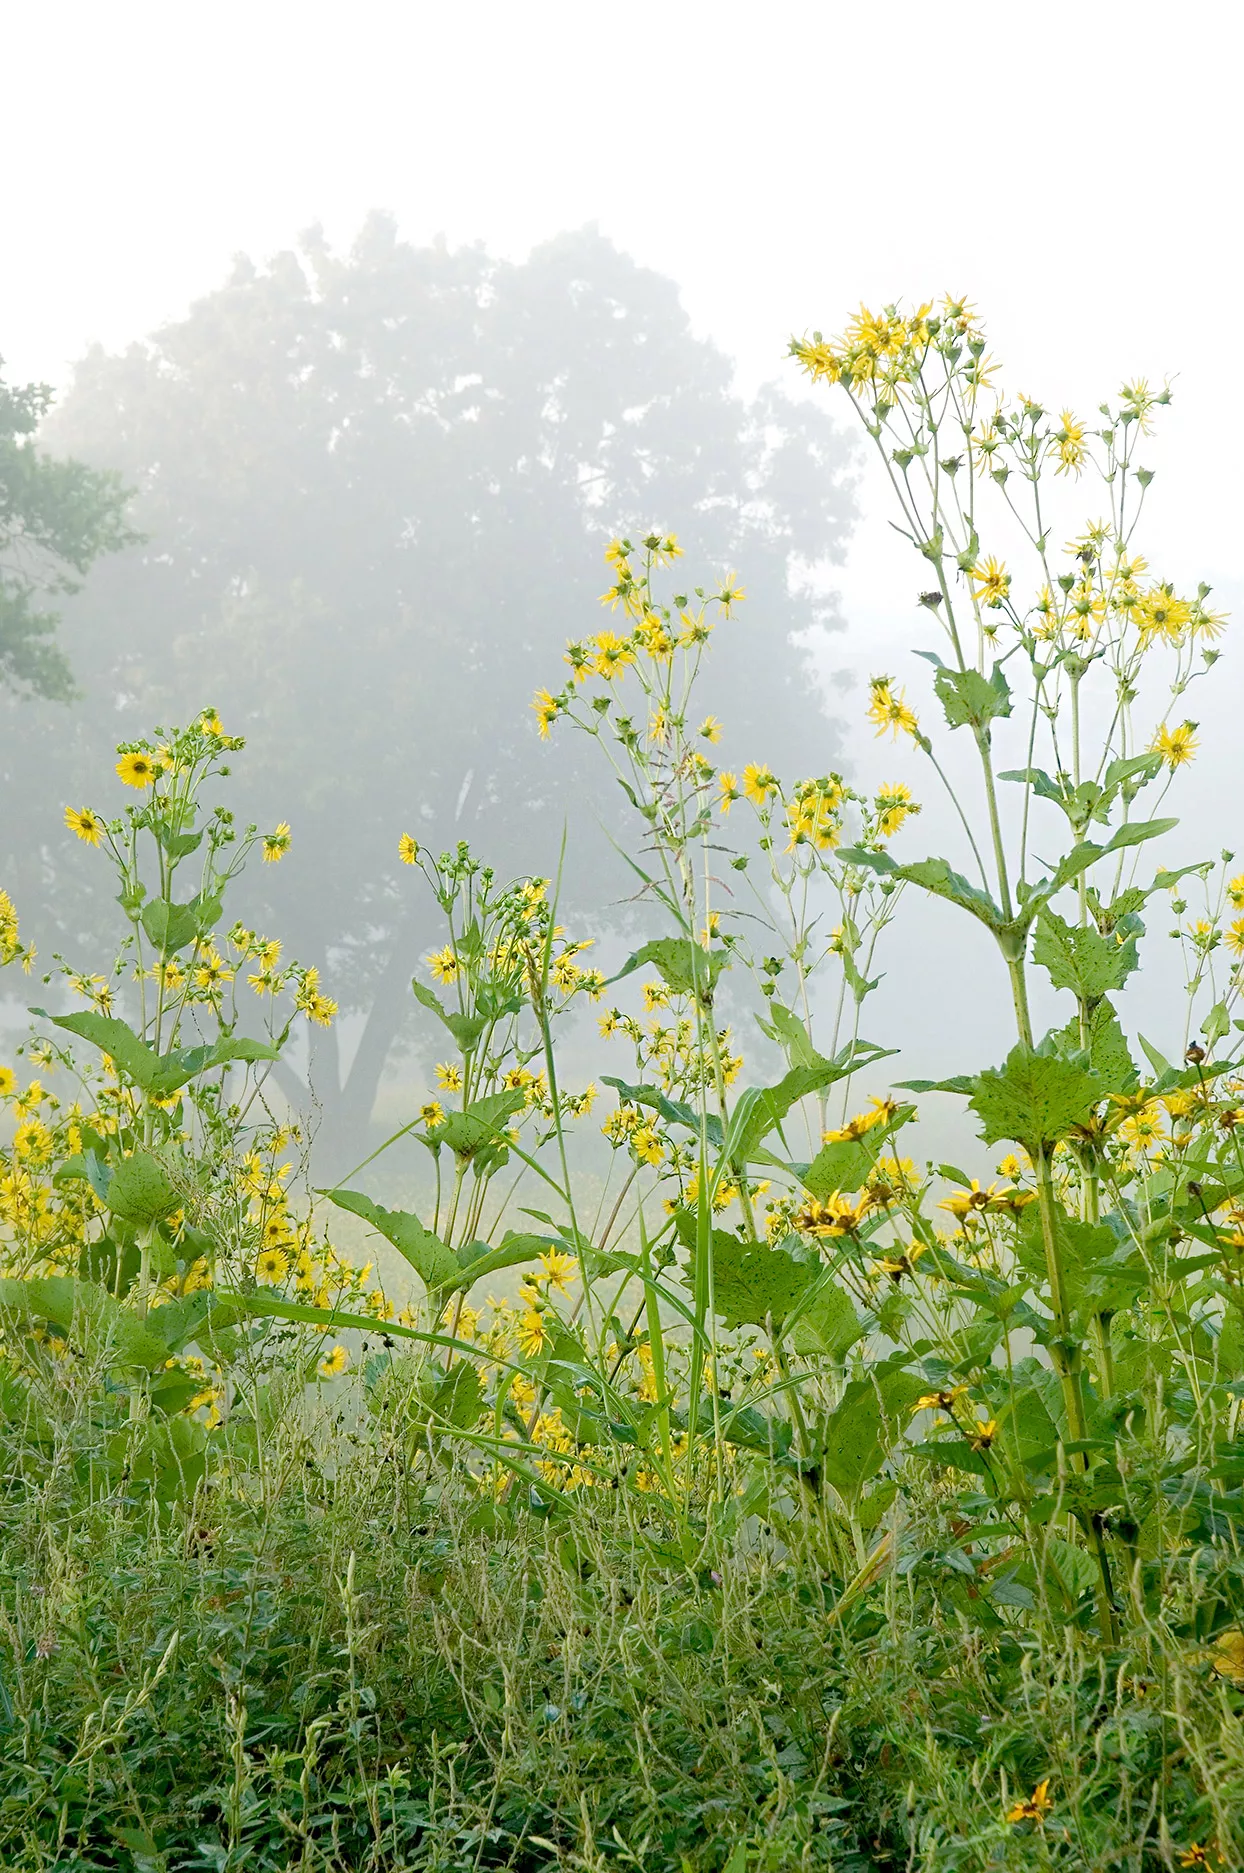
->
[4, 219, 856, 1164]
[0, 364, 133, 698]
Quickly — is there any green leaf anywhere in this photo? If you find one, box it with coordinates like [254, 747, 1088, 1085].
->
[728, 1045, 894, 1165]
[140, 899, 201, 955]
[998, 766, 1067, 806]
[454, 1231, 554, 1286]
[701, 1236, 818, 1331]
[787, 1278, 864, 1361]
[147, 1035, 282, 1097]
[106, 1151, 182, 1223]
[801, 1138, 874, 1200]
[1032, 907, 1139, 1004]
[819, 1363, 926, 1499]
[31, 1008, 159, 1089]
[601, 1075, 724, 1149]
[1054, 999, 1137, 1094]
[933, 662, 1012, 731]
[755, 1000, 821, 1068]
[411, 978, 489, 1052]
[608, 938, 730, 999]
[0, 1276, 170, 1370]
[968, 1042, 1104, 1150]
[319, 1189, 460, 1291]
[1106, 815, 1178, 852]
[430, 1089, 526, 1162]
[839, 850, 1004, 932]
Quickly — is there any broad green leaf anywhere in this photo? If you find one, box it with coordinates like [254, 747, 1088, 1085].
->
[1054, 999, 1136, 1094]
[839, 849, 1004, 932]
[0, 1275, 170, 1370]
[411, 978, 488, 1051]
[429, 1089, 526, 1161]
[801, 1138, 874, 1200]
[998, 766, 1067, 806]
[933, 661, 1011, 731]
[140, 899, 201, 955]
[755, 1000, 821, 1068]
[31, 1008, 159, 1089]
[106, 1151, 182, 1223]
[608, 937, 730, 999]
[601, 1075, 724, 1149]
[699, 1235, 818, 1331]
[320, 1189, 460, 1291]
[429, 1364, 484, 1431]
[968, 1042, 1103, 1149]
[148, 1035, 281, 1097]
[787, 1278, 864, 1361]
[454, 1231, 555, 1286]
[727, 1044, 894, 1165]
[1032, 907, 1139, 1004]
[820, 1363, 926, 1499]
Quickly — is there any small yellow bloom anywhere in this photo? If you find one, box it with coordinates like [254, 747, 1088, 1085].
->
[1005, 1780, 1053, 1826]
[318, 1344, 349, 1378]
[256, 1246, 289, 1284]
[427, 946, 459, 984]
[742, 762, 779, 806]
[116, 750, 157, 789]
[970, 556, 1011, 607]
[262, 822, 291, 863]
[866, 677, 919, 741]
[1152, 721, 1198, 769]
[718, 771, 739, 814]
[64, 805, 104, 846]
[435, 1061, 462, 1092]
[420, 1099, 446, 1129]
[398, 833, 419, 865]
[698, 716, 722, 743]
[532, 688, 561, 738]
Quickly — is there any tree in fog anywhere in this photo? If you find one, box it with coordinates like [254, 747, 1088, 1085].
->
[4, 219, 857, 1166]
[0, 362, 133, 698]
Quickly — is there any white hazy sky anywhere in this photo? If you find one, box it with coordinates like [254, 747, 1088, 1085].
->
[2, 0, 1241, 1088]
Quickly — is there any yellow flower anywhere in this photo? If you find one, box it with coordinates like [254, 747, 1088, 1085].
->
[517, 1309, 550, 1358]
[1005, 1779, 1053, 1826]
[1227, 874, 1244, 910]
[435, 1061, 462, 1091]
[1053, 410, 1085, 475]
[592, 631, 636, 678]
[256, 1246, 289, 1284]
[632, 1125, 664, 1167]
[1152, 721, 1198, 769]
[718, 771, 739, 814]
[742, 763, 779, 807]
[193, 948, 234, 992]
[647, 532, 683, 566]
[12, 1119, 54, 1163]
[866, 677, 920, 740]
[398, 833, 419, 865]
[698, 716, 722, 743]
[420, 1100, 446, 1130]
[537, 1248, 578, 1293]
[318, 1344, 349, 1379]
[969, 556, 1011, 607]
[1225, 919, 1244, 958]
[116, 750, 157, 789]
[0, 1066, 16, 1097]
[532, 688, 561, 738]
[875, 781, 917, 840]
[716, 572, 746, 611]
[64, 805, 104, 846]
[262, 822, 291, 863]
[200, 710, 225, 737]
[1137, 585, 1192, 646]
[427, 946, 459, 984]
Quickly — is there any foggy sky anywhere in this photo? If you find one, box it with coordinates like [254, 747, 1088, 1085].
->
[3, 0, 1241, 1120]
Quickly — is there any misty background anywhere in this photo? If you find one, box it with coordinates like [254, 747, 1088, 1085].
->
[2, 0, 1241, 1184]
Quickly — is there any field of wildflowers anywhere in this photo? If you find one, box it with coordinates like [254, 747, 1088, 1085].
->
[3, 298, 1244, 1870]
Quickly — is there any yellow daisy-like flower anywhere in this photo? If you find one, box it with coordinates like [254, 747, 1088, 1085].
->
[517, 1309, 550, 1358]
[537, 1248, 578, 1293]
[969, 556, 1011, 607]
[532, 688, 561, 738]
[718, 771, 739, 815]
[427, 946, 459, 984]
[1152, 721, 1198, 769]
[866, 678, 920, 740]
[319, 1344, 349, 1378]
[875, 781, 918, 840]
[116, 750, 157, 789]
[1053, 410, 1085, 476]
[592, 631, 636, 679]
[262, 822, 291, 863]
[398, 833, 419, 865]
[64, 805, 104, 846]
[698, 716, 722, 743]
[742, 763, 779, 807]
[1227, 874, 1244, 910]
[1225, 919, 1244, 958]
[0, 1065, 17, 1097]
[435, 1061, 462, 1091]
[256, 1246, 289, 1284]
[1005, 1779, 1053, 1826]
[420, 1099, 446, 1129]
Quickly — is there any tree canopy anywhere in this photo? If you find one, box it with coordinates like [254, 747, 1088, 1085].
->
[0, 364, 133, 698]
[4, 219, 857, 1165]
